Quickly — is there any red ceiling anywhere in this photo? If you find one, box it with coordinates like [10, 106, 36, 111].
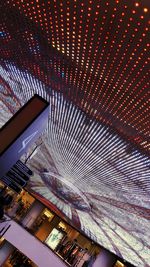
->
[0, 0, 149, 155]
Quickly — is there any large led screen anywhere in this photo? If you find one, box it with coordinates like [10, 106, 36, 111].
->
[1, 61, 150, 266]
[0, 0, 149, 266]
[27, 95, 150, 267]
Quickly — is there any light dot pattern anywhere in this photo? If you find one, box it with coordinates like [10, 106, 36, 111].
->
[0, 0, 149, 154]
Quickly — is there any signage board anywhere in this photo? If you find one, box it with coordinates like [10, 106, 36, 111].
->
[1, 176, 22, 194]
[1, 160, 33, 193]
[16, 160, 33, 176]
[11, 165, 29, 182]
[7, 170, 26, 187]
[0, 94, 49, 179]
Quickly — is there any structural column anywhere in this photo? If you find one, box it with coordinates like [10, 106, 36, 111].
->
[21, 199, 44, 229]
[0, 240, 15, 265]
[93, 248, 117, 267]
[49, 215, 61, 230]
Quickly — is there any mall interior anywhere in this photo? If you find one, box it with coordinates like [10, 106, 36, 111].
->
[0, 0, 149, 267]
[0, 183, 130, 267]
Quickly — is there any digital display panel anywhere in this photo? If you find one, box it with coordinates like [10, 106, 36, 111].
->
[0, 1, 149, 267]
[27, 94, 149, 267]
[45, 228, 64, 250]
[1, 58, 150, 267]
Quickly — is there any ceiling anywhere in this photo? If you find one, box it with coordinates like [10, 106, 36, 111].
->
[0, 1, 150, 266]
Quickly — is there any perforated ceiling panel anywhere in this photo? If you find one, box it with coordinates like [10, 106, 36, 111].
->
[0, 1, 150, 266]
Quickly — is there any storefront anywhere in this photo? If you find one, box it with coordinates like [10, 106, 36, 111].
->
[3, 244, 37, 267]
[0, 182, 35, 222]
[0, 182, 130, 267]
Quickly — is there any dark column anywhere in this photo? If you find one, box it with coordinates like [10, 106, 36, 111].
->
[22, 200, 44, 229]
[93, 248, 117, 267]
[0, 240, 15, 265]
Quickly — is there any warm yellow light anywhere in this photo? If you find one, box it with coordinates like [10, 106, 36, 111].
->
[58, 221, 67, 230]
[143, 7, 148, 13]
[44, 209, 54, 218]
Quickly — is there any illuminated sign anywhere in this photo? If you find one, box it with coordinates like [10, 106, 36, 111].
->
[1, 160, 33, 193]
[0, 95, 49, 178]
[45, 228, 64, 250]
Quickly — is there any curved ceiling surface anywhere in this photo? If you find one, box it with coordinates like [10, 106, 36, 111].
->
[0, 1, 150, 266]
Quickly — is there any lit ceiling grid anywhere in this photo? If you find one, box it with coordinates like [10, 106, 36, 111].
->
[0, 1, 150, 267]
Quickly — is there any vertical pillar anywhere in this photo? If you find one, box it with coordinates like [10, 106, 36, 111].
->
[49, 215, 61, 230]
[0, 240, 14, 265]
[93, 248, 117, 267]
[21, 200, 44, 229]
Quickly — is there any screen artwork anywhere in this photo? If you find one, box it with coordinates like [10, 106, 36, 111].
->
[27, 94, 150, 267]
[0, 58, 150, 267]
